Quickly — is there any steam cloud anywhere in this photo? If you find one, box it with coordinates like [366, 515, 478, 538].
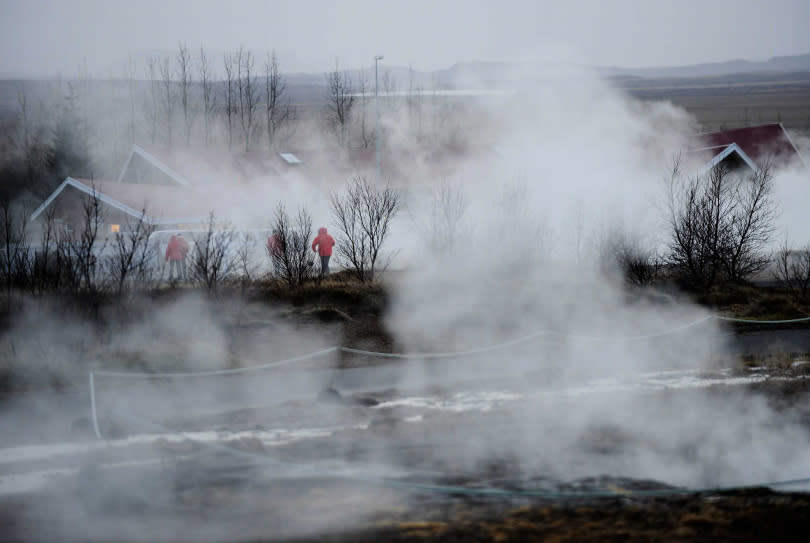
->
[2, 61, 810, 541]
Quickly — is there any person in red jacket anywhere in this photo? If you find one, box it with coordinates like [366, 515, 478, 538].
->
[266, 232, 283, 257]
[165, 234, 189, 282]
[311, 227, 335, 275]
[266, 231, 284, 275]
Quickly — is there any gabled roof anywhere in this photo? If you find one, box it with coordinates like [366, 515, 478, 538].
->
[30, 177, 146, 222]
[30, 177, 213, 224]
[699, 142, 759, 174]
[691, 123, 804, 169]
[117, 144, 191, 186]
[118, 144, 302, 187]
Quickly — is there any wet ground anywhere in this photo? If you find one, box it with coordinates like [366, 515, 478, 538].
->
[1, 326, 809, 541]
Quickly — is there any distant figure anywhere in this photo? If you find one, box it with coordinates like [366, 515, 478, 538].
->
[165, 234, 189, 281]
[266, 231, 284, 275]
[311, 227, 335, 275]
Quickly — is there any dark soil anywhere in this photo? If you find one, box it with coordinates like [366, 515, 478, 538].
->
[333, 491, 810, 543]
[3, 470, 809, 542]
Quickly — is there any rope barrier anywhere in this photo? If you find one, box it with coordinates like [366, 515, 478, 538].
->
[93, 347, 338, 379]
[340, 329, 554, 360]
[87, 310, 808, 440]
[714, 315, 810, 324]
[90, 311, 808, 380]
[82, 306, 810, 500]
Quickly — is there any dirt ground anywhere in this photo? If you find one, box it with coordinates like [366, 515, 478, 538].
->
[3, 363, 810, 542]
[4, 482, 810, 542]
[1, 282, 808, 542]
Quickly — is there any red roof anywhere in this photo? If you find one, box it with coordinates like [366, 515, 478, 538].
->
[694, 124, 802, 168]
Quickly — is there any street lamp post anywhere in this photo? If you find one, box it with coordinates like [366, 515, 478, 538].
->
[374, 55, 383, 193]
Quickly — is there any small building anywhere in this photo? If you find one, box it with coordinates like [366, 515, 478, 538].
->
[29, 140, 490, 240]
[28, 177, 213, 238]
[687, 123, 805, 174]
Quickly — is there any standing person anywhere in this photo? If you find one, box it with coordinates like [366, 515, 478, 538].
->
[266, 230, 284, 275]
[165, 234, 184, 282]
[311, 227, 335, 276]
[177, 234, 190, 281]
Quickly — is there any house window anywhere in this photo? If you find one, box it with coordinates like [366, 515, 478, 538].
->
[110, 224, 120, 233]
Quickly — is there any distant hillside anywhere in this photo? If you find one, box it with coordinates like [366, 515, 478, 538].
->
[330, 53, 810, 91]
[2, 53, 809, 117]
[3, 52, 810, 91]
[599, 53, 810, 79]
[426, 53, 810, 88]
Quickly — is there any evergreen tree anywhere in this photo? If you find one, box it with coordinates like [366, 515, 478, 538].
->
[47, 83, 93, 192]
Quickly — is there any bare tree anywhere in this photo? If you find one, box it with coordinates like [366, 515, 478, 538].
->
[271, 203, 315, 287]
[146, 57, 161, 144]
[330, 176, 399, 282]
[667, 160, 725, 289]
[325, 60, 354, 147]
[15, 84, 31, 154]
[105, 209, 156, 296]
[263, 50, 291, 151]
[223, 53, 237, 149]
[407, 65, 424, 141]
[232, 231, 259, 284]
[125, 54, 138, 145]
[722, 162, 777, 281]
[32, 207, 58, 295]
[356, 67, 371, 148]
[430, 179, 466, 253]
[76, 189, 106, 293]
[177, 42, 195, 146]
[667, 158, 777, 290]
[236, 47, 259, 152]
[55, 189, 106, 295]
[190, 212, 234, 295]
[411, 178, 467, 254]
[15, 85, 50, 186]
[159, 57, 175, 146]
[381, 68, 397, 112]
[425, 76, 460, 146]
[0, 199, 30, 303]
[493, 181, 549, 273]
[600, 229, 663, 287]
[774, 239, 810, 301]
[76, 58, 92, 147]
[55, 225, 80, 292]
[199, 46, 216, 147]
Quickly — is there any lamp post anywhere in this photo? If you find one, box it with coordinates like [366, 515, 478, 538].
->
[374, 55, 383, 193]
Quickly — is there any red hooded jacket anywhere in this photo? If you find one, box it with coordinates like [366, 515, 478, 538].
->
[311, 227, 335, 256]
[165, 235, 189, 261]
[266, 234, 283, 256]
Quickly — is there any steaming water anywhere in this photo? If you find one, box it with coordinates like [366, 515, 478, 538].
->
[2, 364, 806, 497]
[0, 423, 368, 495]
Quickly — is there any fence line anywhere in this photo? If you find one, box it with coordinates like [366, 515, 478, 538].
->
[84, 311, 810, 494]
[91, 312, 809, 380]
[714, 315, 810, 324]
[88, 311, 809, 440]
[93, 347, 339, 379]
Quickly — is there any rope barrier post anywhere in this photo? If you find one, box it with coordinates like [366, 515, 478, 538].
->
[89, 371, 103, 441]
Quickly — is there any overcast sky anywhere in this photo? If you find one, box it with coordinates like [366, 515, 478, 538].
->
[1, 0, 809, 78]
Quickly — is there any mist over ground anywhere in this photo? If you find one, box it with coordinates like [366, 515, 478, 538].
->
[1, 53, 810, 541]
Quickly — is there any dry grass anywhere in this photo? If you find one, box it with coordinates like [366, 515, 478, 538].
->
[696, 283, 810, 322]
